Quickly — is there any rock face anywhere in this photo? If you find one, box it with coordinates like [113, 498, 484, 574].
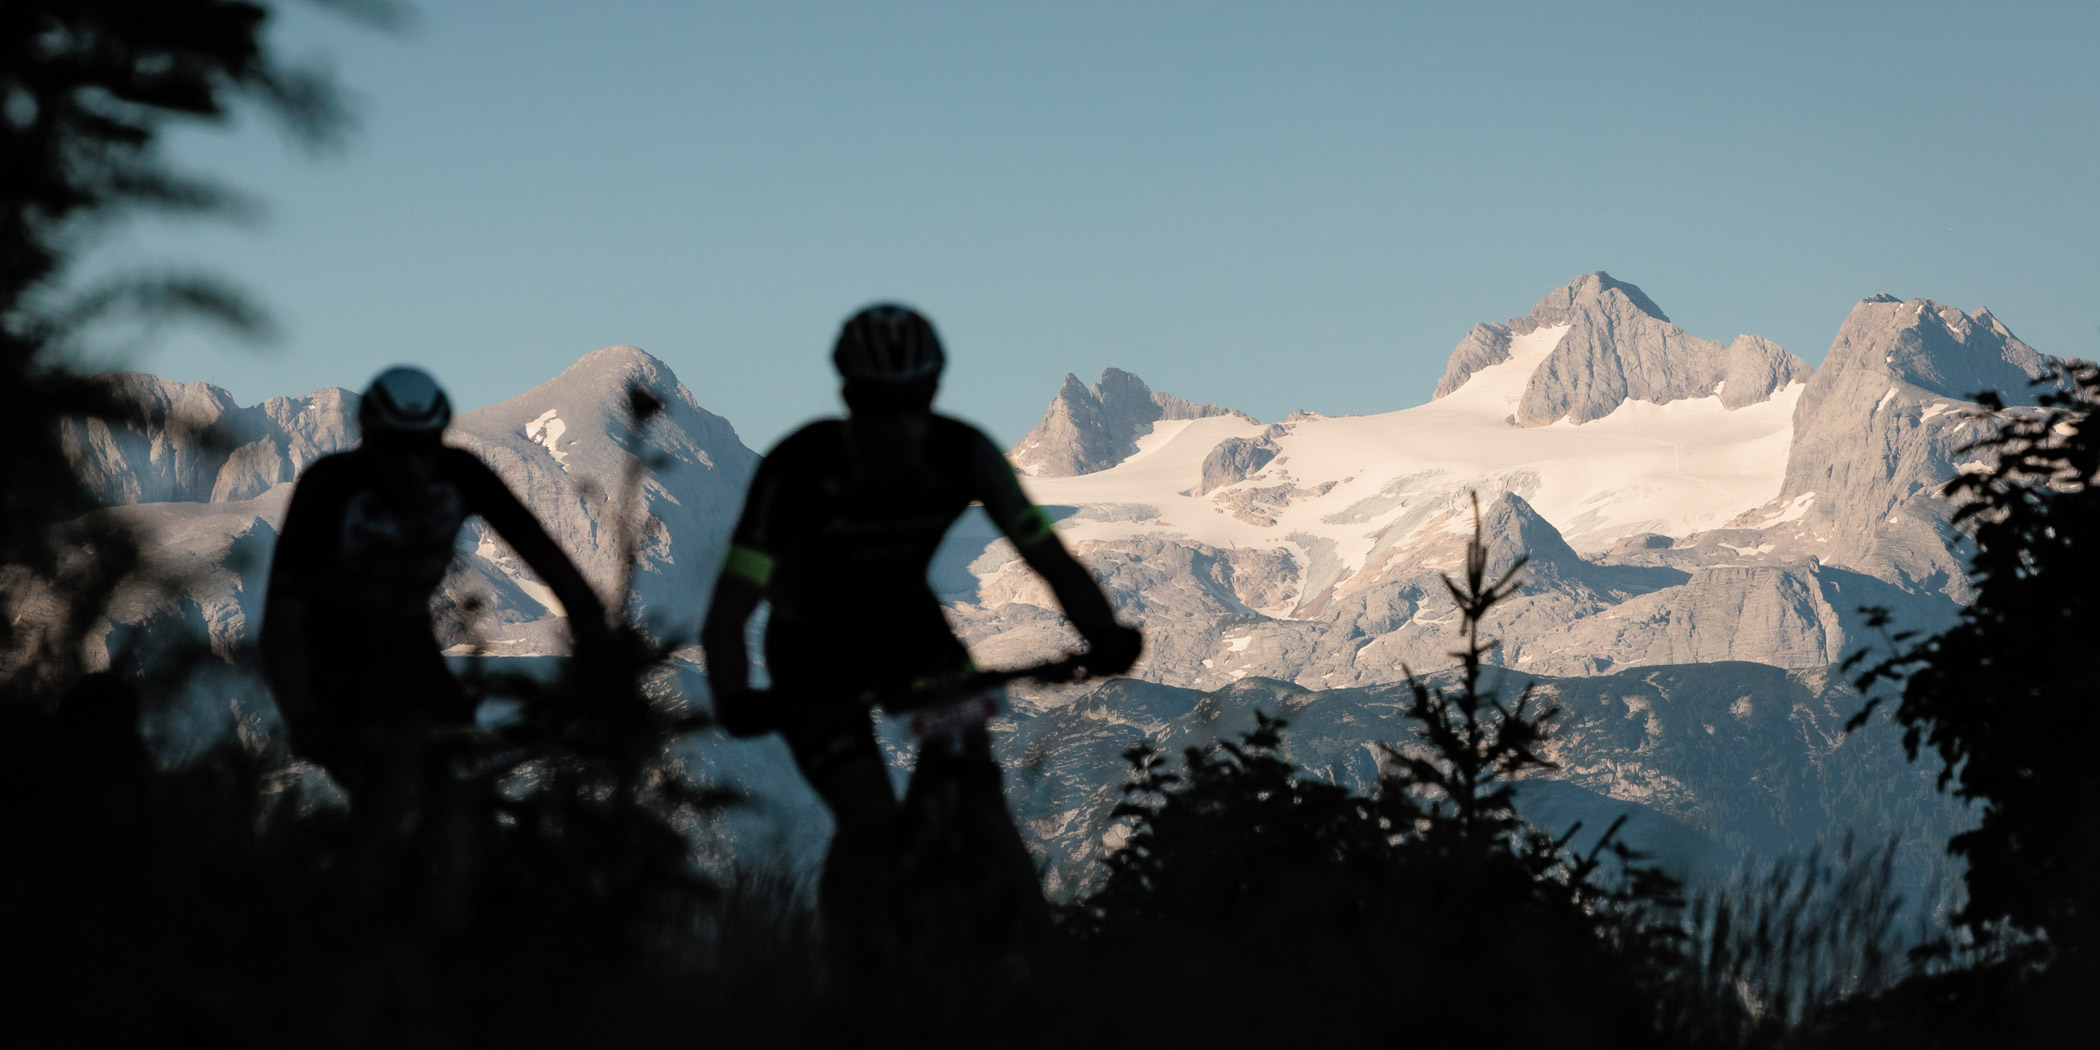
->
[1519, 560, 1954, 677]
[60, 375, 359, 505]
[1195, 432, 1280, 495]
[444, 345, 760, 644]
[1008, 368, 1241, 477]
[1433, 272, 1811, 425]
[1755, 297, 2056, 596]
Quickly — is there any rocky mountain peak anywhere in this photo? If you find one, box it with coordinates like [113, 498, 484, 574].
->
[1009, 369, 1242, 477]
[1480, 491, 1582, 572]
[1433, 272, 1810, 426]
[1814, 296, 2052, 402]
[536, 345, 684, 409]
[1528, 270, 1671, 325]
[1772, 295, 2059, 597]
[59, 374, 360, 505]
[456, 345, 748, 475]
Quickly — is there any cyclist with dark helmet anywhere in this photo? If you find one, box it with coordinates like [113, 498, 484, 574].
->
[700, 303, 1143, 969]
[261, 366, 611, 898]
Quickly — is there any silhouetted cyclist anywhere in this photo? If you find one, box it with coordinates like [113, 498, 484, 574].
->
[700, 303, 1143, 973]
[260, 366, 612, 909]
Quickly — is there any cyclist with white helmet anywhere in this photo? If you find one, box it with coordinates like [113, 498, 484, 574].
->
[700, 303, 1143, 969]
[261, 366, 610, 894]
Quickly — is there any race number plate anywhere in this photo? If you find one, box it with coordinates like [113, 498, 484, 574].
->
[905, 688, 1003, 740]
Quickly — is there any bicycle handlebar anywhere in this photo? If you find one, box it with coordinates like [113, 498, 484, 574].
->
[864, 654, 1092, 712]
[444, 654, 1104, 759]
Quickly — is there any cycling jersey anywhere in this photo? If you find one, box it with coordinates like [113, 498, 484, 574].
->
[722, 414, 1054, 689]
[262, 444, 603, 737]
[701, 394, 1137, 978]
[268, 446, 574, 621]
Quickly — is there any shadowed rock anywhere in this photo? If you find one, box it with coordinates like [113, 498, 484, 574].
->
[1196, 433, 1279, 495]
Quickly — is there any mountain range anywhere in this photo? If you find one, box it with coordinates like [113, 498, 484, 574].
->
[58, 272, 2061, 894]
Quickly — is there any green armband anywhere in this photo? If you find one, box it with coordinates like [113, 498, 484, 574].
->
[722, 544, 775, 587]
[1006, 506, 1055, 549]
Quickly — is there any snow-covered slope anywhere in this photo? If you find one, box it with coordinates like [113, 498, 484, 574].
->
[1016, 322, 1801, 581]
[951, 275, 2056, 692]
[1434, 271, 1811, 425]
[950, 283, 1811, 689]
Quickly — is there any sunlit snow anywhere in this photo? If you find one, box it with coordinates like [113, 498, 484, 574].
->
[525, 409, 571, 467]
[1749, 492, 1816, 528]
[1013, 324, 1806, 612]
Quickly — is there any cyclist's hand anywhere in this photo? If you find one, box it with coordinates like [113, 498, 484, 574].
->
[1078, 623, 1144, 677]
[714, 687, 775, 738]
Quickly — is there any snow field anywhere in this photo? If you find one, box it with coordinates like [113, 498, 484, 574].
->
[1010, 325, 1807, 614]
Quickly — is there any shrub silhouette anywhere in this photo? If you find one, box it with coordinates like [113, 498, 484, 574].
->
[1664, 836, 1910, 1050]
[1850, 360, 2100, 952]
[1067, 495, 1680, 1045]
[1, 7, 737, 1040]
[1840, 360, 2100, 1045]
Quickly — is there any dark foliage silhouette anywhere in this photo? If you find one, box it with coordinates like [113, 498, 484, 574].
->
[1850, 360, 2100, 951]
[3, 0, 400, 684]
[0, 6, 741, 1042]
[1666, 837, 1910, 1049]
[1839, 360, 2100, 1045]
[5, 5, 2073, 1044]
[1067, 496, 1681, 1045]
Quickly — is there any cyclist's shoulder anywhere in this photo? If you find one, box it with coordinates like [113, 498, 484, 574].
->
[761, 418, 849, 468]
[288, 448, 363, 495]
[433, 443, 500, 479]
[928, 414, 1021, 483]
[927, 412, 1002, 454]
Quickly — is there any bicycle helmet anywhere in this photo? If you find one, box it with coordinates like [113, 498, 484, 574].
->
[359, 365, 452, 436]
[832, 303, 944, 385]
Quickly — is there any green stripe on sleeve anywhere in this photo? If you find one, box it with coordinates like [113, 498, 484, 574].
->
[722, 544, 775, 587]
[1005, 506, 1055, 549]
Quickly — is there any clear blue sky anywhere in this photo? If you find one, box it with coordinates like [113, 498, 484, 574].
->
[79, 0, 2100, 452]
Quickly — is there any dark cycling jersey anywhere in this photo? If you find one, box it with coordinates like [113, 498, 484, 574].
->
[262, 444, 602, 734]
[269, 446, 582, 621]
[722, 414, 1054, 689]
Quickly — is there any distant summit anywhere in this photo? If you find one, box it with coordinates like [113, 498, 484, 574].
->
[1009, 368, 1242, 477]
[446, 345, 759, 640]
[1810, 296, 2051, 404]
[1764, 295, 2059, 596]
[1530, 271, 1672, 324]
[1434, 271, 1810, 425]
[60, 374, 359, 506]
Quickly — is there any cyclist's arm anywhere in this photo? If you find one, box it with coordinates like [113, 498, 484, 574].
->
[699, 571, 762, 695]
[1012, 520, 1126, 644]
[969, 429, 1141, 671]
[701, 456, 783, 697]
[259, 461, 338, 754]
[456, 451, 610, 650]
